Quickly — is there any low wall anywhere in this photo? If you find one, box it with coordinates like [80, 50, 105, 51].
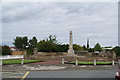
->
[37, 52, 67, 56]
[11, 51, 26, 55]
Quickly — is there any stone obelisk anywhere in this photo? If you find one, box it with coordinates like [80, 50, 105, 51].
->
[67, 31, 75, 56]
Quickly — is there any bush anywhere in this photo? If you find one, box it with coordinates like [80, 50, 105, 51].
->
[2, 45, 11, 55]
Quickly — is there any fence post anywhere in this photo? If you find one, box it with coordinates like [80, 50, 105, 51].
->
[94, 60, 96, 66]
[75, 59, 78, 66]
[21, 59, 24, 65]
[112, 60, 115, 65]
[62, 58, 65, 64]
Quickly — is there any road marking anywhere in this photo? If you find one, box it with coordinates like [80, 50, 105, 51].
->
[3, 75, 21, 78]
[2, 72, 24, 74]
[21, 71, 30, 80]
[2, 71, 27, 78]
[80, 65, 87, 67]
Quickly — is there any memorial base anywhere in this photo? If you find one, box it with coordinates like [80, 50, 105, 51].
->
[67, 49, 75, 56]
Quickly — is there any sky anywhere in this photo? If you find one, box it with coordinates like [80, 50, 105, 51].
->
[1, 2, 118, 48]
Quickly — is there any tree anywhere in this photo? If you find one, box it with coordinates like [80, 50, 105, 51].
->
[113, 46, 120, 56]
[37, 35, 59, 52]
[2, 45, 11, 55]
[87, 38, 90, 51]
[82, 45, 87, 50]
[0, 46, 2, 55]
[29, 36, 37, 48]
[26, 37, 38, 55]
[46, 35, 60, 44]
[13, 37, 23, 50]
[73, 44, 83, 51]
[13, 36, 28, 50]
[37, 40, 59, 52]
[94, 43, 102, 52]
[58, 44, 69, 52]
[22, 37, 28, 49]
[89, 48, 94, 52]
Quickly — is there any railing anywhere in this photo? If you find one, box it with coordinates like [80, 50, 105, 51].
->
[61, 57, 116, 66]
[0, 55, 24, 65]
[0, 55, 24, 60]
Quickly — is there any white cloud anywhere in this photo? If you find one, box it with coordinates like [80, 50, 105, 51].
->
[2, 2, 118, 47]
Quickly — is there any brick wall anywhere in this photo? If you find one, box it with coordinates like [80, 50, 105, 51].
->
[11, 51, 26, 55]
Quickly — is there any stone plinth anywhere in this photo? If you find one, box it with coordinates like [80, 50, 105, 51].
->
[67, 49, 75, 56]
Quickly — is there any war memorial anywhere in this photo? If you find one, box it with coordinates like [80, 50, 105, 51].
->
[1, 1, 119, 80]
[1, 30, 119, 80]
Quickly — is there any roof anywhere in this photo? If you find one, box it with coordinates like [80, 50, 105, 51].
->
[10, 47, 17, 49]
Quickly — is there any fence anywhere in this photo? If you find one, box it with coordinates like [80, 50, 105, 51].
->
[0, 55, 24, 65]
[61, 57, 117, 66]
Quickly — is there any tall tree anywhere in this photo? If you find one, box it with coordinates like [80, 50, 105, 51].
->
[47, 35, 60, 44]
[94, 43, 102, 52]
[87, 38, 89, 51]
[37, 35, 59, 52]
[13, 36, 28, 50]
[13, 37, 23, 50]
[22, 37, 28, 49]
[29, 36, 37, 48]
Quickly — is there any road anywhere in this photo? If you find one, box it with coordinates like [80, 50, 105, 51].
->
[2, 70, 117, 80]
[26, 70, 117, 78]
[2, 71, 27, 78]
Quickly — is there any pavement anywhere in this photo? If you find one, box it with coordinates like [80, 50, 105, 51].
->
[2, 63, 118, 71]
[31, 60, 61, 65]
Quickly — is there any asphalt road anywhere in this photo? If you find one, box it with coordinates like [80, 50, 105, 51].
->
[27, 70, 117, 78]
[2, 71, 27, 78]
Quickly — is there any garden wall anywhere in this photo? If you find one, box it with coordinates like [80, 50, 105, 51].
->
[36, 52, 67, 56]
[11, 51, 26, 55]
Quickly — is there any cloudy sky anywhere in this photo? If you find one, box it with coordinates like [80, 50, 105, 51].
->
[2, 2, 118, 47]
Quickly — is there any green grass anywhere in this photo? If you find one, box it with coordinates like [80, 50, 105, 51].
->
[69, 61, 112, 65]
[3, 59, 42, 65]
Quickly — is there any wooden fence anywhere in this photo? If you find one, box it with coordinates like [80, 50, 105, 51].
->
[61, 57, 118, 66]
[0, 55, 24, 65]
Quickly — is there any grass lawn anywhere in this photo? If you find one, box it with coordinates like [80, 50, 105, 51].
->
[3, 59, 43, 65]
[69, 61, 112, 65]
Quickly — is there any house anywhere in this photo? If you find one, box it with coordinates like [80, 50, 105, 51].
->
[10, 47, 26, 55]
[10, 47, 19, 51]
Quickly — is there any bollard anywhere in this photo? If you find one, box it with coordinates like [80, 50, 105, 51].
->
[62, 58, 65, 64]
[21, 59, 24, 65]
[0, 59, 2, 66]
[112, 60, 115, 65]
[75, 59, 78, 66]
[118, 59, 120, 64]
[0, 59, 2, 80]
[94, 60, 96, 66]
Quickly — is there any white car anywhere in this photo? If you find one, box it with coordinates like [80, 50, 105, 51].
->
[115, 70, 120, 80]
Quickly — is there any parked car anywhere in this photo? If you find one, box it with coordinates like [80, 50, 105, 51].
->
[115, 65, 120, 80]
